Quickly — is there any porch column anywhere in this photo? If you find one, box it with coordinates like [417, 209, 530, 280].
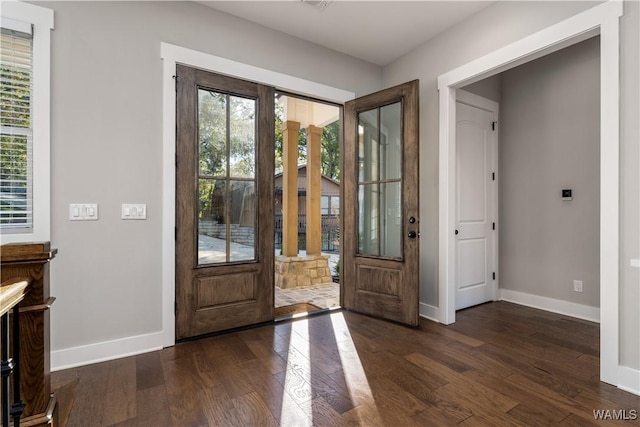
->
[282, 120, 300, 257]
[306, 125, 323, 256]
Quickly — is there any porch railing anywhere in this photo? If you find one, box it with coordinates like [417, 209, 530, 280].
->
[275, 214, 340, 252]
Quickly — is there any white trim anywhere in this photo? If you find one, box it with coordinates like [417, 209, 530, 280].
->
[1, 16, 32, 34]
[161, 43, 355, 348]
[160, 43, 354, 103]
[617, 366, 640, 396]
[500, 289, 600, 323]
[51, 331, 165, 371]
[598, 7, 621, 386]
[419, 303, 439, 322]
[631, 259, 640, 268]
[0, 2, 54, 244]
[437, 0, 622, 386]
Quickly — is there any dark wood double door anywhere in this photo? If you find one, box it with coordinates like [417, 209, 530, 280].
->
[176, 65, 419, 339]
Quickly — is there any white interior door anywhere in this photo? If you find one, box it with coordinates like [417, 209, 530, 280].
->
[455, 91, 498, 310]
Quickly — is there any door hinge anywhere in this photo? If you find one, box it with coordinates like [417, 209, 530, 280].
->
[175, 153, 178, 168]
[492, 222, 495, 230]
[175, 301, 178, 314]
[173, 74, 178, 92]
[493, 272, 496, 280]
[175, 227, 177, 240]
[492, 121, 497, 131]
[492, 172, 495, 181]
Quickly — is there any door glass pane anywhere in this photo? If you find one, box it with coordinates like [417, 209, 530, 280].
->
[380, 102, 402, 180]
[198, 90, 227, 177]
[358, 109, 378, 182]
[381, 181, 402, 258]
[358, 183, 379, 256]
[229, 180, 256, 262]
[356, 103, 403, 259]
[197, 91, 257, 265]
[229, 96, 256, 178]
[198, 179, 227, 264]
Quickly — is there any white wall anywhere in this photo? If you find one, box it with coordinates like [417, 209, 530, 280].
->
[499, 37, 600, 308]
[33, 1, 381, 360]
[383, 0, 639, 370]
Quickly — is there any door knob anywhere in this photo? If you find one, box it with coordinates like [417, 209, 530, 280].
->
[408, 230, 417, 239]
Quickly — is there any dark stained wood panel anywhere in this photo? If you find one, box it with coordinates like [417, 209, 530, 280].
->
[52, 302, 639, 427]
[356, 265, 401, 296]
[196, 272, 255, 309]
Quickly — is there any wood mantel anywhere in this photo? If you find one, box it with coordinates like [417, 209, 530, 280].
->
[1, 242, 57, 426]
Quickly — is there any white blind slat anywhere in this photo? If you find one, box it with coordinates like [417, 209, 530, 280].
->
[0, 30, 32, 230]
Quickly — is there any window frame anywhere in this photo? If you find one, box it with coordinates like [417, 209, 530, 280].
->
[0, 2, 53, 243]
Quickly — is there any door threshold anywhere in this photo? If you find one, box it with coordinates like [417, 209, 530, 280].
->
[275, 305, 342, 322]
[177, 306, 342, 343]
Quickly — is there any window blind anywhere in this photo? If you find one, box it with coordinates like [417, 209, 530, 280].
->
[0, 27, 33, 231]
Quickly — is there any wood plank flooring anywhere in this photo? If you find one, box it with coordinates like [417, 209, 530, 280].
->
[52, 302, 639, 426]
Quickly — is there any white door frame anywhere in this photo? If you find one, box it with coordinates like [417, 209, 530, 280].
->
[437, 0, 622, 386]
[455, 89, 499, 308]
[160, 43, 354, 348]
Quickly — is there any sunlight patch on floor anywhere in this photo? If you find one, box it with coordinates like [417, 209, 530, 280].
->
[279, 319, 313, 427]
[329, 312, 382, 424]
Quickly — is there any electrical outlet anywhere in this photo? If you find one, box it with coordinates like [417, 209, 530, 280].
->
[573, 280, 583, 293]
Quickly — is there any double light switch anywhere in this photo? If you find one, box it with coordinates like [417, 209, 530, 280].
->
[122, 204, 147, 220]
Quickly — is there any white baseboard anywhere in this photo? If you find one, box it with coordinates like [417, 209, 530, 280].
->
[499, 289, 600, 323]
[419, 302, 439, 322]
[618, 366, 640, 396]
[51, 331, 165, 371]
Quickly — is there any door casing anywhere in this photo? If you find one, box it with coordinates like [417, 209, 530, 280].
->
[162, 44, 355, 346]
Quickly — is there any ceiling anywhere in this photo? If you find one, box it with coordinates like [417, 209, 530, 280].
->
[197, 1, 495, 66]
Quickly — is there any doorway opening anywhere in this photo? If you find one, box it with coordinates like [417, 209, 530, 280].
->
[437, 0, 621, 385]
[273, 92, 342, 318]
[456, 36, 601, 317]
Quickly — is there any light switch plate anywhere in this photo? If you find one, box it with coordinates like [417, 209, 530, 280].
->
[122, 203, 147, 220]
[70, 203, 99, 221]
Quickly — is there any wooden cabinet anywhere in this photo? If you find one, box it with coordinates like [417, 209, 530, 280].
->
[1, 242, 57, 426]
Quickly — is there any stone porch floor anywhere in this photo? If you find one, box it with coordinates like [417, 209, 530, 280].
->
[198, 234, 340, 310]
[274, 280, 340, 309]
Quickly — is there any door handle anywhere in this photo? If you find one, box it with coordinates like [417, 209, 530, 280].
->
[408, 216, 416, 224]
[408, 230, 417, 239]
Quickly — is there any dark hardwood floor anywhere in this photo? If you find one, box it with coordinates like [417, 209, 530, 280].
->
[52, 302, 639, 426]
